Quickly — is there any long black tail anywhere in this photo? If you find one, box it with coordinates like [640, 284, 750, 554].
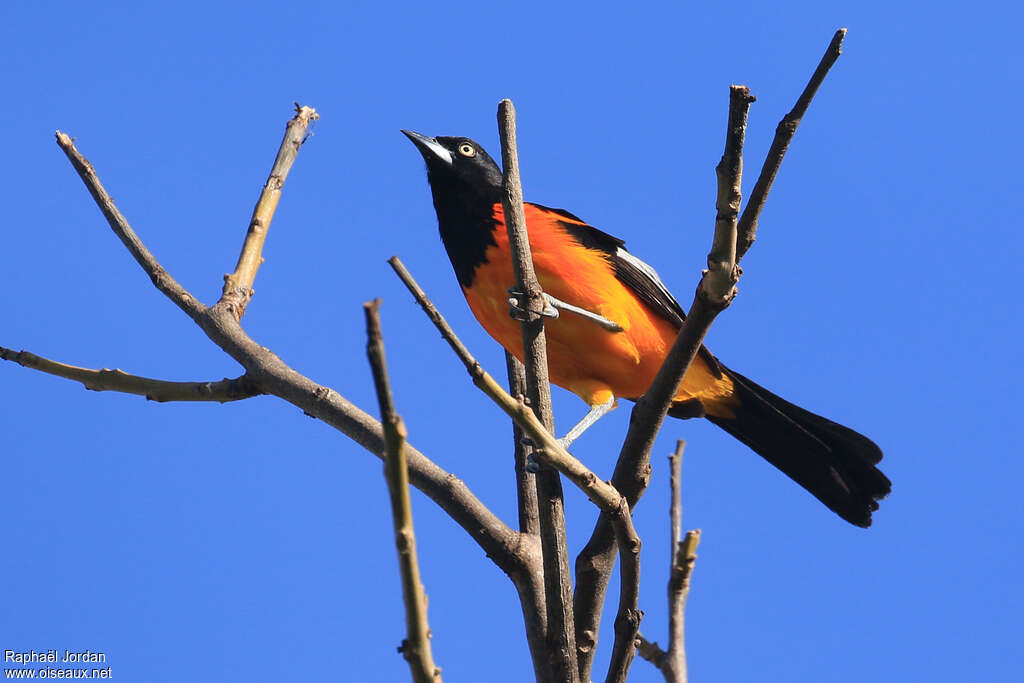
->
[677, 366, 891, 527]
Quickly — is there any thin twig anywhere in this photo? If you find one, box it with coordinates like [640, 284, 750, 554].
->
[0, 347, 260, 402]
[635, 527, 701, 683]
[667, 530, 701, 683]
[669, 441, 686, 556]
[498, 98, 579, 683]
[737, 29, 846, 260]
[365, 300, 442, 683]
[221, 104, 319, 318]
[574, 85, 755, 681]
[666, 440, 687, 681]
[635, 458, 703, 683]
[54, 132, 206, 322]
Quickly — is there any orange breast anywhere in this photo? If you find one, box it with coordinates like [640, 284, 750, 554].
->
[463, 203, 735, 417]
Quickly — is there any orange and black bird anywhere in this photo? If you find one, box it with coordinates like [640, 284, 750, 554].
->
[403, 130, 890, 527]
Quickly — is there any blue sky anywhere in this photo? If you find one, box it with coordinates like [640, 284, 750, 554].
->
[2, 2, 1020, 681]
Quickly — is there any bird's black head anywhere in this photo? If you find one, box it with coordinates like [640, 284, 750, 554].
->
[402, 130, 503, 201]
[402, 130, 505, 287]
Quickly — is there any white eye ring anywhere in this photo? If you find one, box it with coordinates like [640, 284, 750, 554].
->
[458, 143, 476, 157]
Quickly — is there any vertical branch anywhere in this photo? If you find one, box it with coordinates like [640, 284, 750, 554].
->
[498, 99, 580, 683]
[636, 440, 700, 683]
[364, 299, 442, 683]
[604, 500, 643, 683]
[667, 440, 691, 682]
[667, 530, 701, 683]
[506, 351, 550, 682]
[669, 441, 685, 557]
[507, 352, 540, 537]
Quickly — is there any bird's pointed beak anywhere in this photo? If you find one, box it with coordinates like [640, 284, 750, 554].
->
[402, 129, 453, 166]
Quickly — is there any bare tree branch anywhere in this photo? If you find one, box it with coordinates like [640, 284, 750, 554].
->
[586, 32, 848, 664]
[0, 347, 260, 402]
[575, 85, 755, 680]
[666, 441, 688, 681]
[505, 352, 552, 682]
[389, 254, 647, 682]
[663, 440, 696, 679]
[221, 104, 319, 317]
[637, 440, 700, 683]
[365, 300, 442, 683]
[669, 441, 686, 557]
[387, 258, 629, 511]
[604, 499, 642, 683]
[666, 530, 701, 683]
[55, 131, 206, 322]
[497, 98, 579, 683]
[507, 353, 540, 537]
[737, 28, 846, 260]
[45, 111, 531, 589]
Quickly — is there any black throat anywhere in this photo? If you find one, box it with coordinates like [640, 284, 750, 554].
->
[427, 169, 503, 288]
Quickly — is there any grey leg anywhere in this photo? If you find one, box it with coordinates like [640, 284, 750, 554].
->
[558, 396, 617, 449]
[507, 290, 623, 333]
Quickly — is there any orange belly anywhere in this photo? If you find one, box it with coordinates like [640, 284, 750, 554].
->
[463, 209, 736, 417]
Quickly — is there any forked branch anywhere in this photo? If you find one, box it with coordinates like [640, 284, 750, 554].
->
[11, 105, 531, 598]
[574, 84, 754, 681]
[574, 29, 846, 677]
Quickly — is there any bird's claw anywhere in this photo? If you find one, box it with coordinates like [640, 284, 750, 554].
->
[508, 289, 559, 321]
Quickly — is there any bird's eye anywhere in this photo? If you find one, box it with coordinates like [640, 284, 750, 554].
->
[458, 143, 476, 157]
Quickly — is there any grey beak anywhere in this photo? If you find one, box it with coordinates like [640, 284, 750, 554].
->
[401, 129, 453, 165]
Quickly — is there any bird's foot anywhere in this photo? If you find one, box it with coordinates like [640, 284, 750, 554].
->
[507, 289, 559, 321]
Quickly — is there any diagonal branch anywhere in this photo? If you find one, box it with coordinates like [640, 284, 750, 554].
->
[198, 304, 532, 577]
[574, 84, 755, 680]
[365, 300, 442, 683]
[497, 98, 580, 683]
[737, 28, 846, 260]
[221, 104, 319, 317]
[55, 132, 206, 322]
[0, 346, 260, 402]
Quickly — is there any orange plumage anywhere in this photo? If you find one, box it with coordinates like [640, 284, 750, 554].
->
[466, 203, 736, 416]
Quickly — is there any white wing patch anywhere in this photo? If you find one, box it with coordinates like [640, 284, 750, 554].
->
[615, 247, 683, 313]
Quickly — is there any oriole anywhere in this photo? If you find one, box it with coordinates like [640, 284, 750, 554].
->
[404, 130, 890, 527]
